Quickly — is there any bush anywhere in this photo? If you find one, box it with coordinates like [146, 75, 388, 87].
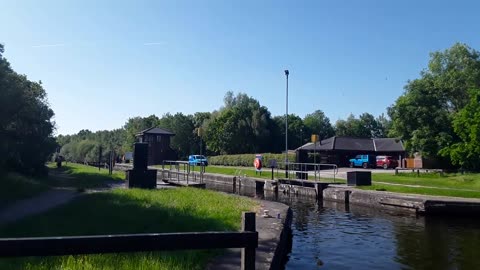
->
[208, 153, 295, 167]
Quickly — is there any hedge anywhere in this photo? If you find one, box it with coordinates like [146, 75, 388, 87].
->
[208, 153, 296, 167]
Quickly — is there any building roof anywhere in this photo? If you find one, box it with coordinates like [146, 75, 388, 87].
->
[296, 136, 404, 152]
[136, 127, 175, 136]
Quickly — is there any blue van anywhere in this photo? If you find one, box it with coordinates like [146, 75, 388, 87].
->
[188, 155, 208, 166]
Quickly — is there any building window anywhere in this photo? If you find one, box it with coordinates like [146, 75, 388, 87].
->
[157, 136, 162, 142]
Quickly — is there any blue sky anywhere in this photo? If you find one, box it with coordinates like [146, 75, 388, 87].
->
[1, 0, 479, 135]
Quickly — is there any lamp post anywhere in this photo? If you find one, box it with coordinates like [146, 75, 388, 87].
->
[284, 70, 289, 178]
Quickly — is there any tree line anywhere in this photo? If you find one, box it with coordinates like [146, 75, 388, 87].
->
[3, 42, 480, 174]
[58, 43, 480, 171]
[57, 91, 390, 163]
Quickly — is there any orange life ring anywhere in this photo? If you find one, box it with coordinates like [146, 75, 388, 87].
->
[254, 158, 262, 170]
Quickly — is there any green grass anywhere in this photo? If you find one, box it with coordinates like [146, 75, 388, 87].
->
[372, 172, 480, 191]
[1, 163, 124, 208]
[0, 188, 257, 270]
[46, 163, 125, 189]
[359, 183, 480, 199]
[0, 173, 49, 208]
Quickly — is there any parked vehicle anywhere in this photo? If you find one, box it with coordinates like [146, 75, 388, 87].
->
[376, 156, 398, 169]
[188, 155, 208, 166]
[349, 154, 376, 168]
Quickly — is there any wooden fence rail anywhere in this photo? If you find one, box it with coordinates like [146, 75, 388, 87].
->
[0, 212, 258, 270]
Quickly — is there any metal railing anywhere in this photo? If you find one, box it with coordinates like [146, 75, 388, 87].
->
[0, 212, 258, 270]
[276, 162, 338, 182]
[161, 160, 205, 184]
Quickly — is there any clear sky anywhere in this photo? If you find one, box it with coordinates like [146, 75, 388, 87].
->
[1, 0, 479, 135]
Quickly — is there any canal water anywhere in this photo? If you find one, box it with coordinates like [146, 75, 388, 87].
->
[206, 182, 480, 270]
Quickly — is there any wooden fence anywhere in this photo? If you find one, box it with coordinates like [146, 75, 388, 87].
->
[0, 212, 258, 270]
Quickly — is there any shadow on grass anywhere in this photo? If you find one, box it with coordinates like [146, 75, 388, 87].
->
[0, 173, 49, 208]
[46, 164, 125, 189]
[0, 188, 255, 270]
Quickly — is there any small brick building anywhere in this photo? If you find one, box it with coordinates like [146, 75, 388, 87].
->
[136, 127, 177, 165]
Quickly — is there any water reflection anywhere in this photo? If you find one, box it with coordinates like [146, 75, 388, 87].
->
[205, 181, 480, 270]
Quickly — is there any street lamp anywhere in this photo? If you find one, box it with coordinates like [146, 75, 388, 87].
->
[284, 70, 289, 178]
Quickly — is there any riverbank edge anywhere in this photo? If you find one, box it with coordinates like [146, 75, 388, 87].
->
[113, 164, 480, 216]
[206, 198, 292, 270]
[324, 184, 480, 215]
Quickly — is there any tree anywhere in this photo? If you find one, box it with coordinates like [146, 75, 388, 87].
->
[389, 43, 480, 158]
[204, 92, 274, 154]
[158, 113, 195, 159]
[303, 110, 335, 140]
[272, 114, 306, 151]
[440, 89, 480, 170]
[122, 115, 160, 152]
[0, 44, 56, 175]
[335, 114, 368, 138]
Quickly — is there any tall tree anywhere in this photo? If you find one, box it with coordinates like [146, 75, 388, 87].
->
[0, 44, 56, 175]
[389, 43, 480, 158]
[204, 92, 274, 154]
[122, 115, 160, 152]
[440, 89, 480, 170]
[303, 110, 335, 140]
[272, 114, 306, 151]
[158, 113, 195, 159]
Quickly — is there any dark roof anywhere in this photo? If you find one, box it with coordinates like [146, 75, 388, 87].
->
[296, 136, 404, 152]
[335, 137, 374, 151]
[374, 138, 404, 152]
[136, 127, 175, 136]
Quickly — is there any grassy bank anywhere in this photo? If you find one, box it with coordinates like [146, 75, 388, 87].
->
[372, 172, 480, 190]
[1, 163, 124, 208]
[0, 188, 257, 269]
[46, 162, 125, 189]
[359, 183, 480, 199]
[0, 173, 49, 208]
[359, 172, 480, 198]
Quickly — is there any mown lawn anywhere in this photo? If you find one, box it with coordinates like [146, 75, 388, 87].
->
[359, 183, 480, 199]
[372, 172, 480, 191]
[0, 173, 49, 208]
[46, 162, 125, 189]
[1, 163, 124, 209]
[0, 188, 258, 270]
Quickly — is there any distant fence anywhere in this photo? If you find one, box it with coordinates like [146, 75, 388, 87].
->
[0, 212, 258, 270]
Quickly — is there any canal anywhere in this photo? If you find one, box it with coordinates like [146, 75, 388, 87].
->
[206, 182, 480, 270]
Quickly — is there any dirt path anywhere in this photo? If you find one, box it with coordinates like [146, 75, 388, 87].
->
[0, 189, 79, 226]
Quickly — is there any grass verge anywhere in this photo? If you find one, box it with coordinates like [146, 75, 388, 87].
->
[359, 184, 480, 199]
[0, 173, 49, 208]
[0, 187, 257, 270]
[46, 163, 125, 189]
[372, 172, 480, 191]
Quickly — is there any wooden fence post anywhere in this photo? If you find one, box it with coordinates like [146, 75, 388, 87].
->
[241, 212, 256, 270]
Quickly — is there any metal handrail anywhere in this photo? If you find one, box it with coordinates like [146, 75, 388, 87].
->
[161, 160, 205, 184]
[276, 162, 338, 182]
